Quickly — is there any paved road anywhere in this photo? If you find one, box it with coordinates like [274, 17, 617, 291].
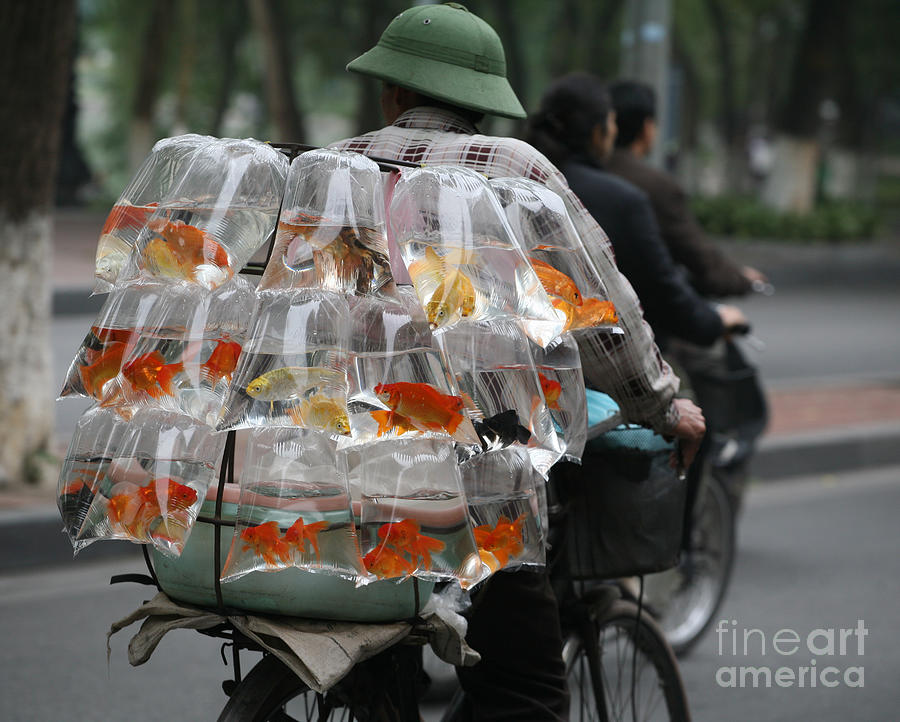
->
[4, 466, 897, 721]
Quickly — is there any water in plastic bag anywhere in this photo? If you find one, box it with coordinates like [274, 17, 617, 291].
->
[530, 334, 587, 462]
[220, 428, 367, 582]
[490, 177, 620, 334]
[259, 149, 392, 295]
[357, 438, 481, 586]
[461, 447, 545, 581]
[388, 166, 565, 346]
[120, 138, 288, 290]
[58, 278, 171, 403]
[57, 406, 131, 551]
[94, 134, 215, 293]
[114, 276, 255, 425]
[436, 319, 564, 477]
[217, 289, 351, 435]
[344, 289, 481, 450]
[76, 409, 225, 557]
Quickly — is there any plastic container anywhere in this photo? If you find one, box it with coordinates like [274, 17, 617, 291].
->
[259, 149, 392, 295]
[151, 496, 434, 621]
[388, 166, 565, 346]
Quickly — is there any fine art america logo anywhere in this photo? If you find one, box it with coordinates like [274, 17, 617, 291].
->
[715, 619, 866, 688]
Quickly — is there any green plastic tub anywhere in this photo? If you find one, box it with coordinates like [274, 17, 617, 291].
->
[150, 499, 433, 621]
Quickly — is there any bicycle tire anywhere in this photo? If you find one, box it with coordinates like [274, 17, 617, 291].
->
[643, 471, 736, 656]
[564, 599, 690, 722]
[217, 654, 354, 722]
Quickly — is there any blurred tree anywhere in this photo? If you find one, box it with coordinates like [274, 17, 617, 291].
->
[57, 26, 93, 206]
[0, 0, 76, 485]
[209, 0, 250, 136]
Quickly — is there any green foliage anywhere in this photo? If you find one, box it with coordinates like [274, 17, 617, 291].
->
[692, 195, 881, 241]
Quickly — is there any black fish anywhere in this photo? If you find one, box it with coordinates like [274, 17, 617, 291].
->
[473, 409, 531, 451]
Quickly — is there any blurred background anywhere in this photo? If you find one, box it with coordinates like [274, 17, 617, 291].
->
[1, 1, 899, 721]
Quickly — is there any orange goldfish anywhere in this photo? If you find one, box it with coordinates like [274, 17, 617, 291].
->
[363, 546, 416, 579]
[283, 517, 329, 560]
[551, 297, 576, 331]
[408, 247, 477, 327]
[241, 520, 291, 566]
[377, 518, 445, 569]
[529, 257, 583, 306]
[101, 202, 158, 235]
[374, 382, 466, 436]
[369, 409, 416, 437]
[79, 341, 127, 398]
[473, 514, 525, 567]
[570, 297, 619, 329]
[276, 211, 329, 243]
[107, 478, 197, 538]
[122, 350, 185, 398]
[538, 372, 562, 411]
[137, 478, 198, 514]
[201, 337, 241, 387]
[141, 218, 232, 282]
[88, 326, 135, 347]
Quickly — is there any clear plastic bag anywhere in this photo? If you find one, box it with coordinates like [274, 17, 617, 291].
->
[344, 288, 481, 450]
[217, 289, 351, 435]
[58, 278, 171, 403]
[56, 405, 131, 551]
[357, 438, 481, 587]
[490, 177, 620, 334]
[259, 149, 392, 295]
[461, 447, 545, 582]
[94, 134, 215, 294]
[120, 138, 289, 290]
[388, 166, 565, 346]
[220, 428, 367, 582]
[530, 334, 587, 463]
[76, 409, 225, 557]
[115, 276, 255, 425]
[436, 318, 563, 478]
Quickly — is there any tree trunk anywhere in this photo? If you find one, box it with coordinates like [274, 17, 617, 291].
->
[247, 0, 306, 143]
[210, 1, 248, 136]
[494, 0, 528, 135]
[0, 1, 76, 486]
[173, 0, 198, 136]
[129, 0, 174, 173]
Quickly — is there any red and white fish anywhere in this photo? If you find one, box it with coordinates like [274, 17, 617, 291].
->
[374, 382, 466, 436]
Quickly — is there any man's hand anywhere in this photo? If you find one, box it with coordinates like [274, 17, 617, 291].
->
[716, 304, 748, 334]
[669, 398, 706, 469]
[741, 265, 767, 285]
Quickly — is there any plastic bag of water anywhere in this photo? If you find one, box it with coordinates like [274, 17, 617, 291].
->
[217, 288, 351, 435]
[119, 137, 288, 290]
[93, 134, 215, 294]
[436, 318, 564, 477]
[56, 405, 131, 551]
[357, 438, 481, 587]
[220, 428, 367, 582]
[490, 177, 621, 334]
[388, 166, 565, 346]
[76, 408, 225, 557]
[259, 149, 392, 296]
[461, 446, 546, 582]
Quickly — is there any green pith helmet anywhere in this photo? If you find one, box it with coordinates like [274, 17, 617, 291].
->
[346, 3, 526, 120]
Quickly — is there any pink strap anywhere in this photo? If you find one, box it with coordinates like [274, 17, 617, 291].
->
[383, 170, 412, 285]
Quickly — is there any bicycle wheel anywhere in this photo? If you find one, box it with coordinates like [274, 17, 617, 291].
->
[217, 654, 354, 722]
[642, 471, 736, 655]
[565, 600, 690, 722]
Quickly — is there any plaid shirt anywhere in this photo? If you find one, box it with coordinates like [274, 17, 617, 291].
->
[331, 107, 680, 432]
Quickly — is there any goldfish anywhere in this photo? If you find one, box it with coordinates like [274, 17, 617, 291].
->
[241, 520, 291, 566]
[529, 257, 583, 306]
[101, 201, 159, 235]
[201, 337, 242, 387]
[246, 366, 345, 402]
[276, 211, 329, 244]
[472, 514, 525, 567]
[283, 517, 329, 560]
[408, 246, 477, 327]
[285, 392, 351, 435]
[472, 409, 531, 451]
[550, 297, 576, 331]
[374, 382, 466, 436]
[79, 341, 127, 398]
[377, 518, 445, 569]
[570, 297, 619, 329]
[363, 546, 416, 579]
[538, 372, 562, 411]
[314, 226, 390, 293]
[107, 478, 198, 539]
[141, 218, 232, 283]
[369, 409, 416, 437]
[122, 350, 185, 398]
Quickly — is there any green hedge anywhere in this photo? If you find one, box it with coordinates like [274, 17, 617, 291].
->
[692, 196, 881, 241]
